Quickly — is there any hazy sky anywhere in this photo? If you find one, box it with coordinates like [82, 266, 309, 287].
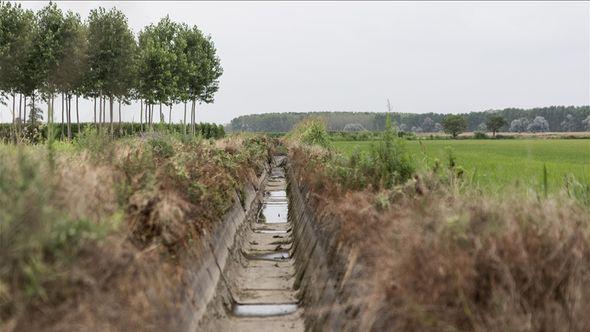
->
[5, 1, 590, 124]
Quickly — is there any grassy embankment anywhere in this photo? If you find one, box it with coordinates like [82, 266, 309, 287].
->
[0, 130, 272, 330]
[334, 139, 590, 194]
[286, 118, 590, 331]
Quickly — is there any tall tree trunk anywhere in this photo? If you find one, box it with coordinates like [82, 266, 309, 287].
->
[103, 96, 106, 126]
[12, 93, 15, 122]
[66, 94, 72, 140]
[66, 94, 72, 141]
[47, 94, 54, 142]
[159, 103, 162, 124]
[98, 96, 102, 132]
[183, 102, 187, 134]
[76, 95, 80, 135]
[12, 93, 16, 142]
[61, 93, 65, 139]
[168, 104, 172, 125]
[118, 100, 122, 136]
[18, 94, 22, 136]
[18, 93, 22, 123]
[93, 97, 97, 126]
[47, 97, 51, 140]
[109, 96, 114, 137]
[191, 99, 196, 135]
[140, 99, 143, 132]
[23, 95, 26, 127]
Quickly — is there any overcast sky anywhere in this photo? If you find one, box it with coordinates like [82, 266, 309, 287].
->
[5, 1, 590, 124]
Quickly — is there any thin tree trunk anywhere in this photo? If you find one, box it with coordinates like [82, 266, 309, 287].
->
[12, 93, 15, 122]
[118, 99, 121, 126]
[23, 95, 26, 126]
[168, 104, 172, 125]
[76, 95, 80, 135]
[183, 102, 187, 134]
[191, 99, 196, 135]
[67, 94, 72, 140]
[190, 99, 194, 135]
[98, 96, 102, 132]
[47, 95, 53, 141]
[93, 97, 97, 126]
[18, 93, 22, 123]
[159, 102, 162, 124]
[18, 94, 22, 136]
[61, 93, 65, 139]
[98, 96, 102, 124]
[103, 96, 106, 126]
[140, 99, 143, 132]
[12, 93, 16, 141]
[109, 96, 114, 137]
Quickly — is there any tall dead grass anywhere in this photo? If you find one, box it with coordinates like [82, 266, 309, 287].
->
[290, 144, 590, 331]
[0, 132, 272, 331]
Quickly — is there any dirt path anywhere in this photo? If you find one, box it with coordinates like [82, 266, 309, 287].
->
[206, 162, 304, 331]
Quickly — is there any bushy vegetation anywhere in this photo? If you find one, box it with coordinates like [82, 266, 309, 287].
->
[0, 122, 225, 143]
[0, 131, 271, 330]
[288, 134, 590, 331]
[284, 118, 331, 148]
[289, 115, 415, 190]
[335, 139, 590, 194]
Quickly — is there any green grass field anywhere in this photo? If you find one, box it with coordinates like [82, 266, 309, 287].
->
[334, 139, 590, 193]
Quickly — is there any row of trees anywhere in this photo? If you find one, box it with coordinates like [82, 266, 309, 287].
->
[0, 2, 222, 139]
[439, 113, 590, 138]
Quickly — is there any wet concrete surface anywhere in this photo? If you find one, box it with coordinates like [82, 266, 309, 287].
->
[208, 160, 304, 331]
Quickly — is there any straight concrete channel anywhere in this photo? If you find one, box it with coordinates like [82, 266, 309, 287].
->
[199, 156, 305, 331]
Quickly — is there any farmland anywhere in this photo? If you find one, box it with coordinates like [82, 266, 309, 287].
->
[1, 1, 589, 331]
[334, 139, 590, 193]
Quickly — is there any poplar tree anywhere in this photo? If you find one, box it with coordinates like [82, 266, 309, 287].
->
[87, 7, 135, 135]
[0, 2, 35, 136]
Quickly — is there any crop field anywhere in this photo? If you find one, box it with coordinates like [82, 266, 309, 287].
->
[334, 139, 590, 193]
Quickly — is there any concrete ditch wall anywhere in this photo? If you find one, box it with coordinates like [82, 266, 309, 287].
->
[187, 157, 373, 331]
[174, 167, 268, 331]
[288, 162, 375, 331]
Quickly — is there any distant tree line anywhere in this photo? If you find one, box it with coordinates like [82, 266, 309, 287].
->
[229, 106, 590, 133]
[0, 2, 222, 140]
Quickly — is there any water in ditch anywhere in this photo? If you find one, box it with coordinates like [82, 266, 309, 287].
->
[216, 159, 304, 331]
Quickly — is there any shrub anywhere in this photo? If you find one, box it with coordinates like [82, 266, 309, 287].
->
[286, 118, 331, 148]
[149, 136, 175, 159]
[474, 131, 487, 139]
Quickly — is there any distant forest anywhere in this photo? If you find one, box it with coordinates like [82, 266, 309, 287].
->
[229, 106, 590, 133]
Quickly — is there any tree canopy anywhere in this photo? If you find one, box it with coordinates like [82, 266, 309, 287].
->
[442, 115, 468, 138]
[486, 115, 507, 137]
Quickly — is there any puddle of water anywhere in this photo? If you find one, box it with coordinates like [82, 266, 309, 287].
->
[254, 230, 288, 234]
[232, 303, 298, 317]
[267, 190, 287, 197]
[250, 251, 290, 261]
[262, 204, 288, 223]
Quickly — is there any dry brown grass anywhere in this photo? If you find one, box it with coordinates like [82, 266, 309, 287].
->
[0, 134, 272, 331]
[290, 144, 590, 331]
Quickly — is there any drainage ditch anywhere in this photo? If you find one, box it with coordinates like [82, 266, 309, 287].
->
[196, 156, 360, 331]
[198, 156, 304, 331]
